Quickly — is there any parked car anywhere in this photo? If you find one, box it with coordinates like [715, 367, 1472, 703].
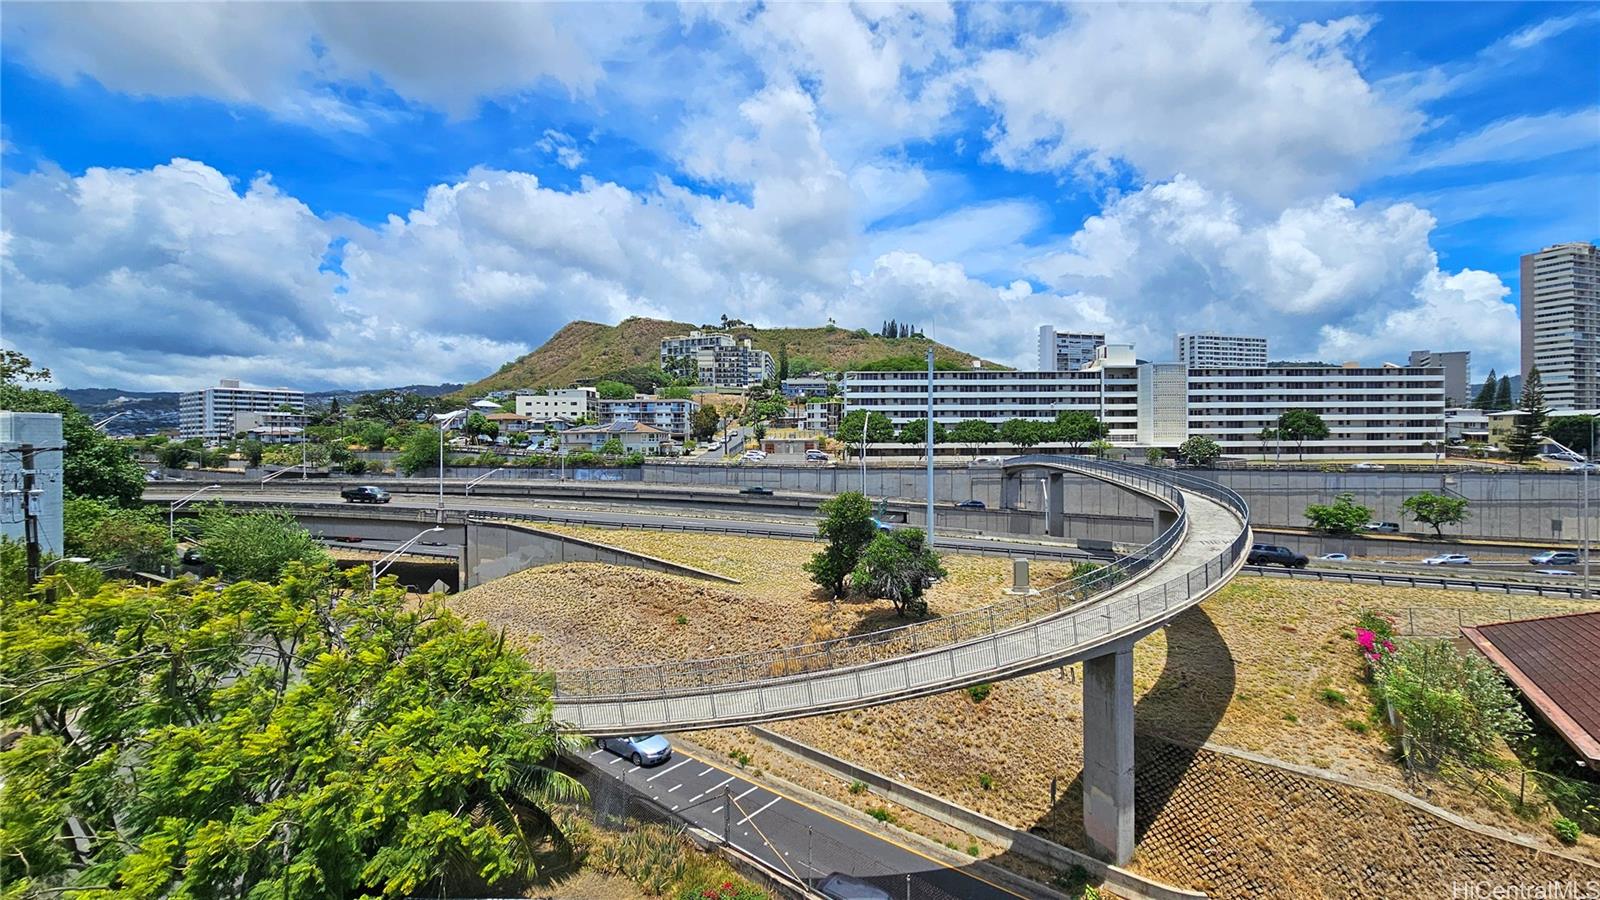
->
[1247, 544, 1308, 568]
[1350, 462, 1386, 471]
[1571, 463, 1600, 473]
[1319, 552, 1349, 561]
[332, 535, 364, 544]
[1534, 569, 1577, 577]
[739, 486, 774, 496]
[340, 485, 391, 504]
[1422, 553, 1471, 566]
[956, 499, 986, 509]
[816, 873, 892, 900]
[805, 449, 831, 462]
[1529, 550, 1579, 566]
[596, 734, 672, 767]
[1363, 521, 1400, 533]
[870, 517, 894, 532]
[1542, 450, 1586, 463]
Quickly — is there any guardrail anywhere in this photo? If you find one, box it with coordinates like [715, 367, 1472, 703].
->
[1241, 565, 1593, 599]
[554, 457, 1250, 724]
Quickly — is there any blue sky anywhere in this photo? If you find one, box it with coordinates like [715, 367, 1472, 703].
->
[1, 1, 1595, 390]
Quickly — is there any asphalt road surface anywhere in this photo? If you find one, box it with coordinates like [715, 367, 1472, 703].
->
[582, 738, 1022, 900]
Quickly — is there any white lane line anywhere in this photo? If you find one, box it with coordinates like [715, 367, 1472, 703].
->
[735, 797, 780, 826]
[626, 766, 641, 774]
[711, 806, 723, 814]
[608, 756, 626, 765]
[588, 750, 606, 759]
[646, 759, 691, 782]
[667, 784, 683, 793]
[733, 785, 760, 802]
[696, 766, 714, 777]
[689, 777, 735, 803]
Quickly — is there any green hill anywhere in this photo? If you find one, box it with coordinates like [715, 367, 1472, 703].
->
[459, 317, 1005, 396]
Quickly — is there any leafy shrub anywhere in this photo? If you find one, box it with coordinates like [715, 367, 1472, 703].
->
[847, 779, 868, 795]
[728, 749, 751, 767]
[866, 806, 896, 823]
[679, 882, 768, 900]
[966, 843, 980, 857]
[1320, 688, 1348, 705]
[674, 614, 688, 626]
[1375, 639, 1530, 769]
[594, 824, 690, 895]
[1554, 817, 1581, 845]
[977, 772, 994, 791]
[967, 683, 993, 704]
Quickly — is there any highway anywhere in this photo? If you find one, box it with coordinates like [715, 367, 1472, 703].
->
[580, 737, 1020, 900]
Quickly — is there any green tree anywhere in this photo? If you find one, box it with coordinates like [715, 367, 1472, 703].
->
[1257, 426, 1278, 457]
[1276, 409, 1330, 460]
[350, 389, 432, 425]
[355, 420, 390, 450]
[239, 438, 265, 467]
[778, 346, 789, 382]
[466, 411, 494, 441]
[599, 436, 625, 456]
[895, 418, 947, 445]
[838, 410, 895, 456]
[658, 385, 693, 400]
[194, 505, 330, 581]
[1178, 435, 1222, 467]
[949, 419, 996, 455]
[0, 564, 584, 899]
[157, 442, 193, 469]
[1494, 374, 1513, 411]
[0, 349, 51, 384]
[394, 426, 443, 476]
[803, 491, 877, 598]
[595, 380, 636, 400]
[1471, 369, 1498, 410]
[998, 418, 1050, 450]
[690, 405, 720, 442]
[1505, 367, 1548, 463]
[751, 421, 767, 442]
[1051, 410, 1107, 452]
[1546, 415, 1595, 457]
[852, 527, 947, 618]
[65, 498, 176, 571]
[0, 381, 144, 506]
[1304, 492, 1372, 535]
[1145, 447, 1166, 466]
[1400, 491, 1471, 536]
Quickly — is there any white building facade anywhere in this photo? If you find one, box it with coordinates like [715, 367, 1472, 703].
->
[659, 331, 775, 388]
[514, 387, 596, 422]
[1521, 242, 1599, 412]
[596, 397, 700, 438]
[179, 379, 306, 441]
[1174, 333, 1268, 368]
[1, 412, 64, 557]
[1037, 326, 1106, 371]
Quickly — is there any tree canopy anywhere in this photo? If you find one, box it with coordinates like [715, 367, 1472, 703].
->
[595, 380, 637, 400]
[1051, 411, 1106, 451]
[1304, 492, 1372, 535]
[838, 410, 895, 449]
[1505, 367, 1548, 463]
[1178, 435, 1222, 466]
[1400, 491, 1471, 536]
[193, 504, 330, 581]
[852, 527, 946, 618]
[1546, 415, 1595, 457]
[803, 491, 877, 598]
[948, 419, 996, 449]
[0, 564, 583, 899]
[998, 418, 1051, 450]
[1276, 409, 1330, 459]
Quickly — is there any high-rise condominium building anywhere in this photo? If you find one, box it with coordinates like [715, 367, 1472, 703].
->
[179, 379, 306, 441]
[1407, 350, 1471, 407]
[1174, 332, 1268, 368]
[1521, 242, 1600, 411]
[659, 331, 776, 388]
[1037, 326, 1106, 371]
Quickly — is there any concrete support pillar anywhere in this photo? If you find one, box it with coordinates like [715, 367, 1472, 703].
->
[1153, 506, 1180, 541]
[1000, 472, 1023, 510]
[1046, 472, 1066, 538]
[1005, 557, 1039, 595]
[1082, 645, 1136, 864]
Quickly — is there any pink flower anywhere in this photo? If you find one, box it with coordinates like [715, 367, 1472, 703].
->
[1356, 629, 1376, 651]
[1381, 640, 1396, 653]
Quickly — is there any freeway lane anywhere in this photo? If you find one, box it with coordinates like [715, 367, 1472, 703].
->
[147, 487, 1104, 562]
[581, 738, 1021, 900]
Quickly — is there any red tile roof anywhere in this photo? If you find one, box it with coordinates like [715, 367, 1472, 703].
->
[1462, 611, 1600, 766]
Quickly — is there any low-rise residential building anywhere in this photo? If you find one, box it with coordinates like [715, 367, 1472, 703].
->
[1174, 332, 1268, 368]
[560, 421, 668, 454]
[757, 429, 827, 455]
[1, 412, 64, 557]
[780, 375, 833, 398]
[596, 396, 699, 438]
[231, 410, 305, 444]
[514, 387, 596, 422]
[180, 379, 305, 441]
[804, 398, 843, 435]
[660, 331, 775, 387]
[484, 412, 536, 434]
[1443, 407, 1490, 444]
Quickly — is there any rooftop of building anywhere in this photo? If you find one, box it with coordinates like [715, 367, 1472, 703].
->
[565, 420, 666, 435]
[1462, 611, 1600, 766]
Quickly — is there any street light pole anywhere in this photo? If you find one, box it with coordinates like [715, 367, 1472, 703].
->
[925, 347, 935, 547]
[465, 466, 509, 496]
[370, 527, 446, 592]
[169, 483, 222, 542]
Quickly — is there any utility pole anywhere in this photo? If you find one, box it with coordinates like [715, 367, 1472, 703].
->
[926, 347, 935, 546]
[21, 444, 40, 589]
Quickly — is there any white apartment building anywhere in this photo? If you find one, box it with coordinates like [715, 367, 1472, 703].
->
[179, 379, 305, 441]
[595, 397, 699, 438]
[1, 412, 64, 557]
[1174, 333, 1268, 368]
[659, 331, 776, 388]
[514, 387, 596, 422]
[844, 360, 1447, 457]
[1037, 326, 1106, 371]
[1185, 364, 1445, 456]
[1521, 242, 1599, 411]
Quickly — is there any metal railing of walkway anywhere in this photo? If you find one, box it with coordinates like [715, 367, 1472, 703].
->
[1241, 565, 1594, 599]
[554, 456, 1251, 734]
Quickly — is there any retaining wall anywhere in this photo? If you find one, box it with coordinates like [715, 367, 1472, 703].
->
[463, 520, 738, 588]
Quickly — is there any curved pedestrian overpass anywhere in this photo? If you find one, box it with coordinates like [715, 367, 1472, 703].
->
[551, 457, 1250, 863]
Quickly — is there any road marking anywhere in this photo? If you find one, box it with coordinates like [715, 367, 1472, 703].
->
[696, 766, 714, 777]
[735, 797, 780, 826]
[711, 806, 723, 814]
[647, 759, 691, 782]
[733, 785, 760, 802]
[626, 766, 640, 774]
[588, 749, 605, 758]
[608, 756, 626, 765]
[667, 783, 682, 793]
[689, 777, 735, 802]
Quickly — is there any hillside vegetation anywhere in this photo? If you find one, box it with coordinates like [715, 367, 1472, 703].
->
[459, 317, 1003, 395]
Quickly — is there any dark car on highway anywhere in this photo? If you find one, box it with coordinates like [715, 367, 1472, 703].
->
[956, 499, 986, 509]
[340, 485, 391, 504]
[739, 486, 774, 496]
[1247, 543, 1308, 568]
